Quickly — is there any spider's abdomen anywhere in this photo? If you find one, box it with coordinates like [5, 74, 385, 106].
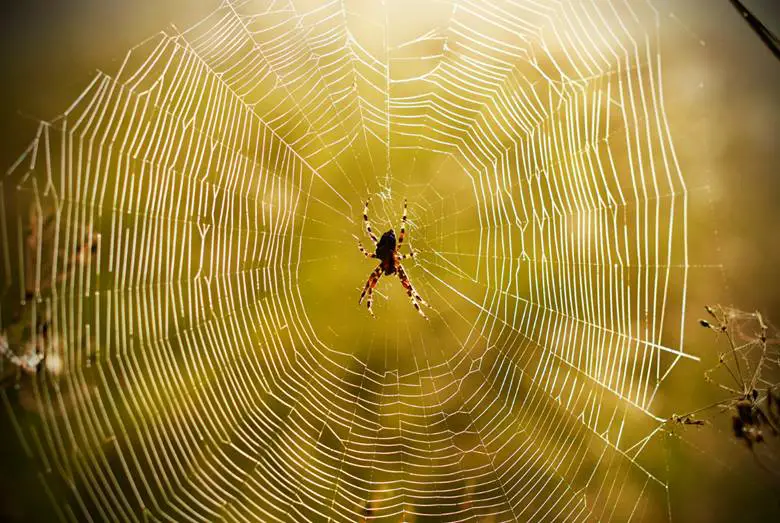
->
[375, 230, 396, 260]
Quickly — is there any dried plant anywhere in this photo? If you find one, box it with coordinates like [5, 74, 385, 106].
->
[0, 203, 97, 388]
[669, 305, 780, 480]
[697, 306, 780, 448]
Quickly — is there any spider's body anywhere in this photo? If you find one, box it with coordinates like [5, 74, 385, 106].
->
[375, 230, 397, 275]
[357, 199, 427, 318]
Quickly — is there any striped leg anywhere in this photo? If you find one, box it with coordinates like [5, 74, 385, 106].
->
[365, 274, 383, 317]
[397, 264, 427, 318]
[357, 240, 377, 259]
[398, 199, 407, 245]
[359, 266, 383, 316]
[363, 199, 378, 243]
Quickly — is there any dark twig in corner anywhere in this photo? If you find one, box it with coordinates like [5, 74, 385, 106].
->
[729, 0, 780, 62]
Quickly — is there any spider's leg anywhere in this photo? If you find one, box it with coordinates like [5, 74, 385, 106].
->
[398, 198, 407, 245]
[358, 266, 381, 303]
[357, 239, 377, 259]
[397, 263, 427, 318]
[365, 271, 383, 317]
[399, 249, 416, 260]
[363, 199, 378, 243]
[359, 266, 383, 316]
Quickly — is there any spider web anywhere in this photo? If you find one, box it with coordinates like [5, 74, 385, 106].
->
[1, 0, 695, 520]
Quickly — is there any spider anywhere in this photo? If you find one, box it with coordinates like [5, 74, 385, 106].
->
[357, 198, 427, 318]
